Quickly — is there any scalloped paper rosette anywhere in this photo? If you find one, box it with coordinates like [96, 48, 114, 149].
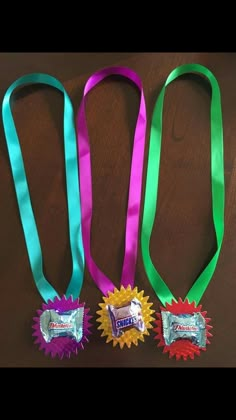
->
[97, 285, 154, 349]
[32, 295, 92, 359]
[154, 298, 213, 361]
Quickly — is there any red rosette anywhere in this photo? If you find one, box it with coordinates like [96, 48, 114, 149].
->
[154, 298, 213, 360]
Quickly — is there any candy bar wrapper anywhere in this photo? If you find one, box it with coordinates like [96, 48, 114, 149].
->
[161, 311, 206, 347]
[40, 308, 84, 343]
[107, 298, 145, 338]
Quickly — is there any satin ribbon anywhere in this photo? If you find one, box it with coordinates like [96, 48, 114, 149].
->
[2, 73, 84, 303]
[141, 63, 224, 306]
[77, 67, 147, 296]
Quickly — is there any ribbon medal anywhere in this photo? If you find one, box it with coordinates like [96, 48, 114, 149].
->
[77, 67, 154, 348]
[141, 64, 224, 360]
[2, 74, 92, 359]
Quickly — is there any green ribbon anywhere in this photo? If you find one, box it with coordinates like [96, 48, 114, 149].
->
[141, 63, 224, 306]
[2, 73, 84, 303]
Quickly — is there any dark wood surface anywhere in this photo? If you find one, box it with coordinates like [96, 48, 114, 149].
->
[0, 52, 235, 367]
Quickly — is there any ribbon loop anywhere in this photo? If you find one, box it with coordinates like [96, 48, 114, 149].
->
[141, 63, 224, 306]
[77, 67, 147, 296]
[2, 73, 84, 302]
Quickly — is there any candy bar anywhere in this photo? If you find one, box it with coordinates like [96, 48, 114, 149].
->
[40, 308, 84, 343]
[107, 298, 145, 338]
[161, 311, 206, 347]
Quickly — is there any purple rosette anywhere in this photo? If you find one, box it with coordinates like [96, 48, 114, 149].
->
[32, 295, 92, 359]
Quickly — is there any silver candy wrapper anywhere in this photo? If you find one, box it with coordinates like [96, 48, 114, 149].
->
[40, 308, 84, 343]
[161, 311, 206, 347]
[107, 298, 145, 338]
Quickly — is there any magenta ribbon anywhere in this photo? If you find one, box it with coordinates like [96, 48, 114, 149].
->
[77, 66, 147, 296]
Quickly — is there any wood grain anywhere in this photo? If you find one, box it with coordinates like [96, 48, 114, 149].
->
[0, 52, 235, 367]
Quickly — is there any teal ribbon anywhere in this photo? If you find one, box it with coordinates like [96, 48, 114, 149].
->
[141, 64, 225, 306]
[2, 73, 84, 303]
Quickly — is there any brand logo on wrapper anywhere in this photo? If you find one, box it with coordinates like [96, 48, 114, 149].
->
[116, 315, 138, 329]
[49, 322, 73, 330]
[173, 324, 199, 332]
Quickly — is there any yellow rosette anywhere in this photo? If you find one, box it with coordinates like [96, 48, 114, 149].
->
[97, 285, 155, 348]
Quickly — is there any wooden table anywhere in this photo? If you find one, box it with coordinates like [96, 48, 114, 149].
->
[0, 52, 235, 367]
